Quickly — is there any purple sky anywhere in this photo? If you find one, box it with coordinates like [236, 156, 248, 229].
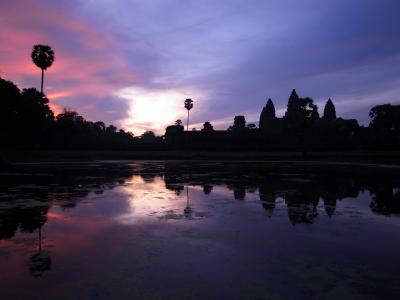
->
[1, 0, 400, 134]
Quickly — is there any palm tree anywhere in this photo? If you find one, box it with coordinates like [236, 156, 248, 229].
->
[184, 98, 193, 131]
[31, 44, 55, 94]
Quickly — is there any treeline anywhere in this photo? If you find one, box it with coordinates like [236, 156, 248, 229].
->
[2, 75, 400, 151]
[0, 77, 135, 150]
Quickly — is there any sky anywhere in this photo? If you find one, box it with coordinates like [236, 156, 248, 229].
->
[1, 0, 400, 134]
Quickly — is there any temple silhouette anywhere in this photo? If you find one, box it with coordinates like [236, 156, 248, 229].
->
[1, 74, 399, 151]
[165, 89, 361, 151]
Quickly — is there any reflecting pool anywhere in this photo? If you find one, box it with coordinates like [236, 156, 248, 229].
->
[1, 161, 400, 299]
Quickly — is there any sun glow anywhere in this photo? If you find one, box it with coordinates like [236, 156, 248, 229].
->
[117, 87, 201, 135]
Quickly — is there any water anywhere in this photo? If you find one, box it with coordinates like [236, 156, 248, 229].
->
[0, 161, 400, 299]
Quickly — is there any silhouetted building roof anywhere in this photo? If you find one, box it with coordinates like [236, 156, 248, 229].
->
[164, 89, 362, 151]
[323, 98, 336, 122]
[259, 98, 276, 130]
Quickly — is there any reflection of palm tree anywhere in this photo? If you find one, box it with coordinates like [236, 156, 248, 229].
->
[31, 44, 55, 94]
[38, 225, 42, 252]
[184, 186, 192, 217]
[184, 98, 193, 131]
[29, 225, 51, 277]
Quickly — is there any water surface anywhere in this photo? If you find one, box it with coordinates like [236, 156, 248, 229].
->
[1, 161, 400, 299]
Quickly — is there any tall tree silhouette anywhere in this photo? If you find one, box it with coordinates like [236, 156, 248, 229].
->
[184, 98, 193, 131]
[202, 121, 214, 132]
[369, 104, 400, 131]
[0, 77, 21, 145]
[233, 116, 246, 129]
[310, 106, 320, 121]
[31, 44, 55, 94]
[20, 88, 54, 146]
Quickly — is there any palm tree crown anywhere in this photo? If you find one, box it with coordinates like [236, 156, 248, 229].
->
[31, 44, 55, 94]
[31, 45, 55, 70]
[184, 98, 193, 111]
[184, 98, 194, 131]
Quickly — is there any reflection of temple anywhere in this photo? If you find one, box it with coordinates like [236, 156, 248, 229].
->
[285, 193, 319, 225]
[162, 162, 400, 224]
[2, 162, 400, 279]
[322, 196, 337, 217]
[232, 183, 246, 200]
[259, 184, 276, 217]
[165, 90, 360, 150]
[261, 197, 276, 218]
[3, 162, 398, 240]
[1, 162, 397, 237]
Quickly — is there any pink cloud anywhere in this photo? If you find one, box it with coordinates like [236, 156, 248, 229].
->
[0, 0, 140, 124]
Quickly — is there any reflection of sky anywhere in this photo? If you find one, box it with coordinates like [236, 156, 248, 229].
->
[118, 175, 180, 224]
[1, 174, 400, 298]
[1, 0, 400, 134]
[117, 176, 218, 224]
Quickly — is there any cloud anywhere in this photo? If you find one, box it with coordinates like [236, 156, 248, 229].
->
[0, 0, 138, 126]
[1, 0, 400, 134]
[116, 86, 205, 135]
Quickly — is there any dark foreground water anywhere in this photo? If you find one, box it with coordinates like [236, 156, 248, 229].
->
[0, 161, 400, 300]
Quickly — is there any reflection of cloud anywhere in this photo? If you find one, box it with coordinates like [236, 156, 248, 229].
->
[116, 176, 179, 224]
[117, 176, 213, 224]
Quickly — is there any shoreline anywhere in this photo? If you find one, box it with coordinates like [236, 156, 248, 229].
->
[2, 150, 400, 165]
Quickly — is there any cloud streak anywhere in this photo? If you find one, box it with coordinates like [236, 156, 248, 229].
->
[1, 0, 400, 133]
